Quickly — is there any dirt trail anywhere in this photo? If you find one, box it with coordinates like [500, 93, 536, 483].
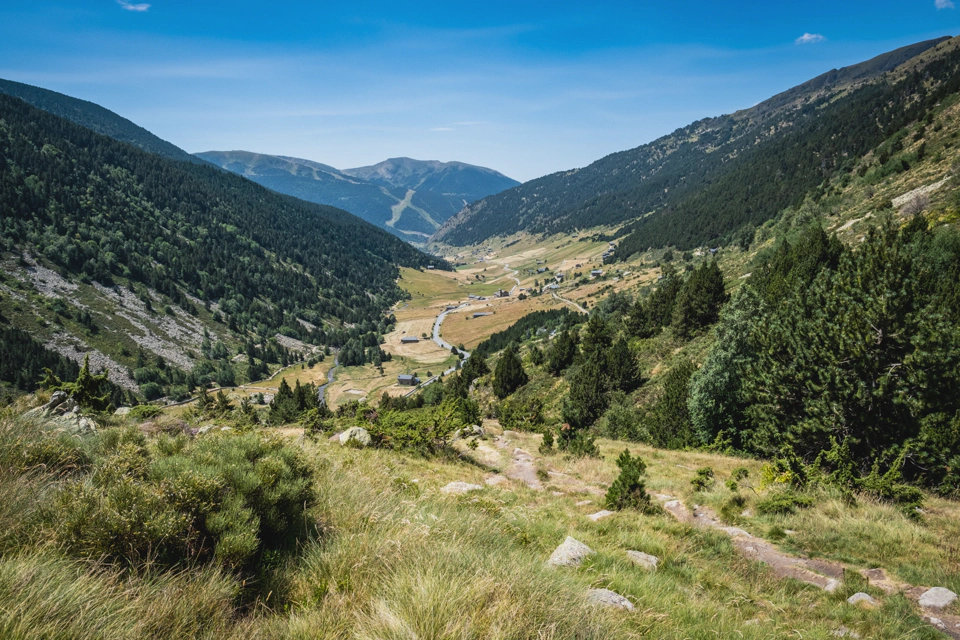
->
[493, 435, 541, 489]
[659, 496, 960, 638]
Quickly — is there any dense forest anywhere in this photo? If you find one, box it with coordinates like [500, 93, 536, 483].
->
[434, 37, 958, 252]
[468, 217, 960, 501]
[0, 78, 204, 165]
[0, 94, 445, 348]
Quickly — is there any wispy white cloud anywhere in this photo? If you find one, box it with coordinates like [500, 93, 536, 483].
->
[118, 1, 151, 12]
[936, 0, 955, 9]
[795, 33, 825, 45]
[429, 127, 454, 132]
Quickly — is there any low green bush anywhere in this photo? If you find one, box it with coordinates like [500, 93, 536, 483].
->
[691, 467, 715, 492]
[605, 449, 658, 513]
[755, 491, 814, 515]
[128, 404, 162, 420]
[55, 428, 315, 570]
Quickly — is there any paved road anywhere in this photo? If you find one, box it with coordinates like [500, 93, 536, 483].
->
[551, 291, 588, 314]
[503, 263, 521, 294]
[404, 303, 472, 396]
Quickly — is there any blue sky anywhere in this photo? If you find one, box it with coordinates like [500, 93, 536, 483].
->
[1, 2, 958, 181]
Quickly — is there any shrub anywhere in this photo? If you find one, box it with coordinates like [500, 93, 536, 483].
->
[539, 428, 555, 455]
[719, 493, 748, 523]
[55, 428, 315, 570]
[556, 425, 599, 458]
[691, 467, 715, 491]
[605, 449, 657, 513]
[755, 491, 814, 515]
[128, 404, 162, 420]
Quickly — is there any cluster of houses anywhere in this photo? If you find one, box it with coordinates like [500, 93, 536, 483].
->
[602, 242, 616, 264]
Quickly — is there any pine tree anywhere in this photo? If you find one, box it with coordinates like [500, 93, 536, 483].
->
[625, 298, 655, 338]
[671, 260, 728, 340]
[546, 328, 579, 375]
[649, 360, 696, 449]
[492, 344, 528, 399]
[605, 449, 655, 512]
[561, 351, 609, 429]
[607, 337, 642, 393]
[646, 264, 683, 328]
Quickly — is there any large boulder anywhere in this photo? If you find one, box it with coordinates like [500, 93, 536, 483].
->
[846, 592, 878, 608]
[918, 587, 957, 609]
[547, 536, 595, 567]
[339, 426, 371, 448]
[586, 588, 634, 610]
[441, 481, 484, 495]
[626, 550, 659, 571]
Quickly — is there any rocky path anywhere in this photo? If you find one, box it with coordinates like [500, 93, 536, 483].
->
[658, 495, 960, 638]
[493, 433, 541, 489]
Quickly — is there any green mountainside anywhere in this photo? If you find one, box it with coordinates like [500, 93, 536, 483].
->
[197, 152, 519, 241]
[433, 36, 955, 252]
[0, 78, 206, 165]
[0, 93, 443, 399]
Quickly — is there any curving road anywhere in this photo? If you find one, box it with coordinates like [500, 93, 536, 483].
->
[551, 291, 588, 314]
[404, 303, 472, 396]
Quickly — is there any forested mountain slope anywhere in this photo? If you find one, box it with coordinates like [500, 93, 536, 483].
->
[434, 36, 955, 251]
[0, 78, 205, 165]
[197, 152, 519, 241]
[0, 93, 443, 398]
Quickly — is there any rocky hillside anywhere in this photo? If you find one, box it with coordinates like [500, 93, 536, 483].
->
[433, 36, 956, 252]
[0, 92, 444, 400]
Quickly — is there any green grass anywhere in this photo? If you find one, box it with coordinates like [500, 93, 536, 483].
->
[1, 397, 957, 639]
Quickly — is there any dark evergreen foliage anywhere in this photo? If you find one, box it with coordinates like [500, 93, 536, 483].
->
[546, 328, 580, 375]
[605, 449, 656, 512]
[436, 39, 960, 253]
[648, 360, 697, 449]
[671, 260, 728, 339]
[492, 344, 528, 399]
[473, 308, 581, 359]
[0, 94, 443, 348]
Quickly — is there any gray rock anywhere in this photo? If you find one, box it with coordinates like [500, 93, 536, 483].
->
[847, 592, 878, 608]
[918, 587, 957, 609]
[197, 425, 214, 435]
[339, 426, 371, 448]
[48, 390, 69, 409]
[626, 550, 659, 571]
[454, 425, 485, 440]
[586, 510, 615, 522]
[440, 481, 484, 495]
[485, 475, 508, 486]
[547, 536, 595, 567]
[114, 406, 132, 416]
[586, 588, 634, 610]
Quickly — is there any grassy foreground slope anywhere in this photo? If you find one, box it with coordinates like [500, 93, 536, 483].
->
[1, 398, 957, 639]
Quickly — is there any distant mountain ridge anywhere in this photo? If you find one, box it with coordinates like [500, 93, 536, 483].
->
[433, 36, 955, 250]
[0, 78, 206, 165]
[197, 151, 519, 241]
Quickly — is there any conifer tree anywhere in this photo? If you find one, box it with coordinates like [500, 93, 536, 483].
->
[561, 351, 609, 429]
[646, 264, 683, 329]
[671, 260, 728, 339]
[649, 359, 696, 449]
[492, 344, 528, 399]
[546, 328, 579, 375]
[607, 337, 642, 393]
